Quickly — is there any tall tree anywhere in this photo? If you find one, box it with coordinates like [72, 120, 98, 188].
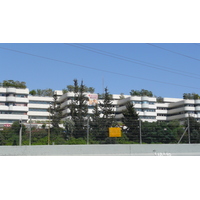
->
[66, 79, 88, 138]
[90, 104, 102, 141]
[184, 117, 200, 143]
[122, 102, 140, 142]
[98, 87, 116, 141]
[49, 94, 65, 128]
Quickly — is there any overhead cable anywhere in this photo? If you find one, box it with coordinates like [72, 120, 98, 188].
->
[146, 43, 200, 62]
[65, 43, 200, 79]
[0, 46, 200, 90]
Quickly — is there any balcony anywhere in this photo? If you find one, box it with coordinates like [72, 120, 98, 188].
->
[6, 88, 16, 93]
[195, 106, 200, 111]
[9, 106, 29, 112]
[6, 96, 16, 102]
[141, 96, 149, 101]
[15, 97, 29, 103]
[0, 114, 28, 120]
[142, 103, 149, 109]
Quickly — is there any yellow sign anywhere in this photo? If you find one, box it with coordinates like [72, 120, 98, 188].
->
[109, 127, 122, 137]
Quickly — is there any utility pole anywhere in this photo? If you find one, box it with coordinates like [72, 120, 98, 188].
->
[139, 119, 142, 144]
[19, 120, 22, 146]
[29, 117, 32, 145]
[48, 104, 52, 145]
[48, 109, 50, 145]
[178, 116, 190, 144]
[188, 117, 190, 144]
[87, 116, 90, 145]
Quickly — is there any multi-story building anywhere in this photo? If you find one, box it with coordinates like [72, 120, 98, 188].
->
[28, 95, 53, 122]
[1, 86, 200, 128]
[115, 95, 157, 122]
[0, 87, 29, 128]
[58, 92, 99, 117]
[164, 98, 200, 122]
[0, 87, 63, 129]
[27, 90, 63, 126]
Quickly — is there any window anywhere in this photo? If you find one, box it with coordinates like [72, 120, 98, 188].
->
[16, 94, 27, 98]
[0, 111, 27, 115]
[132, 101, 142, 104]
[29, 108, 48, 112]
[29, 101, 51, 104]
[30, 116, 48, 119]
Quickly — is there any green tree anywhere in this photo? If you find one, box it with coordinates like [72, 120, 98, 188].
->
[156, 96, 164, 103]
[122, 102, 139, 142]
[66, 79, 89, 139]
[43, 88, 54, 96]
[183, 93, 200, 100]
[98, 87, 116, 142]
[130, 89, 153, 97]
[3, 80, 27, 88]
[62, 88, 68, 94]
[64, 118, 75, 138]
[29, 90, 37, 96]
[88, 87, 95, 93]
[185, 117, 200, 143]
[141, 121, 177, 144]
[36, 89, 43, 96]
[65, 84, 95, 93]
[90, 104, 102, 141]
[66, 85, 74, 92]
[0, 132, 6, 145]
[11, 121, 26, 134]
[49, 94, 65, 128]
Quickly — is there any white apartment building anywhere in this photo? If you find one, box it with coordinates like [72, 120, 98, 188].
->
[28, 95, 52, 122]
[1, 87, 200, 128]
[59, 92, 98, 117]
[166, 98, 200, 121]
[0, 87, 63, 129]
[28, 90, 63, 124]
[115, 95, 157, 122]
[0, 87, 29, 128]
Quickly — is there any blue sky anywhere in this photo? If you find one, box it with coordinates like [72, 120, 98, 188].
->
[0, 43, 200, 98]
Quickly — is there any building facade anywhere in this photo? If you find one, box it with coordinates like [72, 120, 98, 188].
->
[1, 86, 200, 129]
[0, 87, 29, 127]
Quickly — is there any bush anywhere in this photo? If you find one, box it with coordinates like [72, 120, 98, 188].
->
[66, 137, 86, 145]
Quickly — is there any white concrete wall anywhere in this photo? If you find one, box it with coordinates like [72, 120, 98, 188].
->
[1, 144, 200, 156]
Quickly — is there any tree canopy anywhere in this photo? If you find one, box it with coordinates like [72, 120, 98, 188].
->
[130, 89, 153, 97]
[29, 88, 54, 96]
[1, 80, 27, 89]
[183, 93, 200, 100]
[65, 84, 95, 93]
[65, 79, 89, 139]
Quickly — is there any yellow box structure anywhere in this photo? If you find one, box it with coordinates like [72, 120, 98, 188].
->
[109, 127, 122, 137]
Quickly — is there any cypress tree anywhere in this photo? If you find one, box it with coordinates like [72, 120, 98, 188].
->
[122, 102, 140, 142]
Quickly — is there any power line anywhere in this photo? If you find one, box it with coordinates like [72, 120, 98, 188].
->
[64, 43, 200, 80]
[146, 43, 200, 62]
[0, 46, 200, 90]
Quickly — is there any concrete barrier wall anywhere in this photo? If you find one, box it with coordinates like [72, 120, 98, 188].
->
[1, 144, 200, 156]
